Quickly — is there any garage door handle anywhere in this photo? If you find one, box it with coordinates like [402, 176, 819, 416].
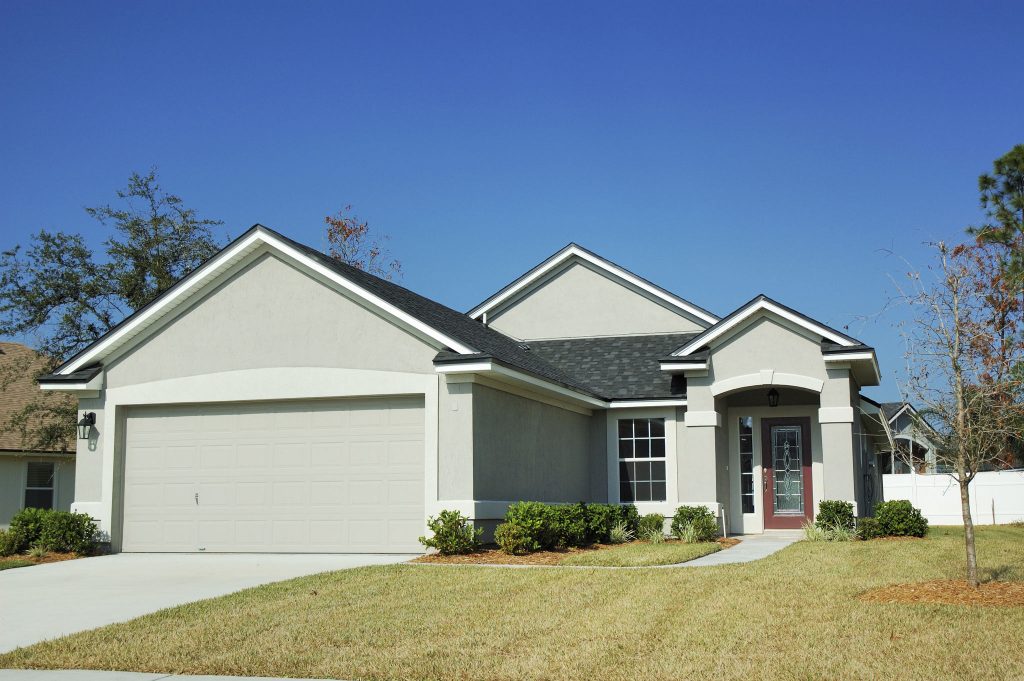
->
[195, 493, 199, 505]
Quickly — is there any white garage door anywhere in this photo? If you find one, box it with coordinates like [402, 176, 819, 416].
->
[121, 396, 424, 553]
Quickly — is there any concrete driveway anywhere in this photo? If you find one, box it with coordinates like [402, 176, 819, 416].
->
[0, 553, 414, 653]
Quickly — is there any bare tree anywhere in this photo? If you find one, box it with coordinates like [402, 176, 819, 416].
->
[896, 241, 1024, 587]
[324, 206, 401, 280]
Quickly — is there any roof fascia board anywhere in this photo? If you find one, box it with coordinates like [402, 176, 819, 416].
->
[608, 399, 687, 408]
[672, 299, 857, 357]
[57, 229, 478, 375]
[469, 245, 719, 325]
[435, 359, 607, 408]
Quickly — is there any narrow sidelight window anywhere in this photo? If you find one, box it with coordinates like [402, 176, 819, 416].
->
[25, 461, 55, 510]
[739, 417, 754, 514]
[618, 418, 666, 502]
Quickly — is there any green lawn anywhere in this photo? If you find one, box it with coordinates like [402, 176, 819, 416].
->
[2, 526, 1023, 681]
[0, 559, 34, 571]
[559, 540, 719, 566]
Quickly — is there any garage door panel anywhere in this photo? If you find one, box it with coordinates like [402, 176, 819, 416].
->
[122, 396, 424, 553]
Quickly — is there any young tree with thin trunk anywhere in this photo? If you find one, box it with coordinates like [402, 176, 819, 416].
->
[897, 241, 1024, 587]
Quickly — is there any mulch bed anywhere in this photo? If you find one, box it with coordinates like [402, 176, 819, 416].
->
[860, 579, 1024, 607]
[412, 536, 740, 566]
[0, 552, 79, 568]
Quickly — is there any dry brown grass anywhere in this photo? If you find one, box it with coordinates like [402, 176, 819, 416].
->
[1, 526, 1022, 680]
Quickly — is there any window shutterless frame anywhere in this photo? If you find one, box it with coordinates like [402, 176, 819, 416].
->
[617, 417, 668, 502]
[24, 460, 56, 510]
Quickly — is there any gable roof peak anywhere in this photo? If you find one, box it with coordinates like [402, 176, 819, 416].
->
[467, 242, 719, 326]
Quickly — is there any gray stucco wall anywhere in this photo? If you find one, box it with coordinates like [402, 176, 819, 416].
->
[471, 383, 593, 502]
[487, 261, 707, 340]
[105, 253, 439, 388]
[0, 455, 76, 527]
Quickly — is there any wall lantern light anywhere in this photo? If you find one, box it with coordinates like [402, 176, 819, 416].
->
[77, 412, 96, 440]
[767, 388, 780, 408]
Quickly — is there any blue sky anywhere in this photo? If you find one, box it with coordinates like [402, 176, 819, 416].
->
[1, 1, 1021, 401]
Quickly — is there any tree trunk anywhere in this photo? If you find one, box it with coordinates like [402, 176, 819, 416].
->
[959, 473, 979, 587]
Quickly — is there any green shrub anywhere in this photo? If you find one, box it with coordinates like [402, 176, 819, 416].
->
[0, 529, 20, 557]
[418, 510, 482, 555]
[608, 520, 634, 544]
[584, 504, 621, 544]
[617, 504, 640, 535]
[551, 503, 589, 548]
[494, 522, 532, 555]
[857, 516, 882, 540]
[874, 500, 928, 538]
[37, 511, 98, 554]
[638, 513, 665, 541]
[815, 500, 855, 532]
[9, 507, 50, 552]
[504, 501, 557, 551]
[671, 505, 718, 542]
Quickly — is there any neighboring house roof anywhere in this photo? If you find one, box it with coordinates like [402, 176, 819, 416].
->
[880, 402, 907, 423]
[467, 242, 720, 326]
[0, 342, 71, 453]
[528, 333, 697, 400]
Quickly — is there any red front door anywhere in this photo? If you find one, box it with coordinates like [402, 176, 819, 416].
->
[761, 417, 813, 529]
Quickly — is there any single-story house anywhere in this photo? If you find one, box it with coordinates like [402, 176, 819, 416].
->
[40, 225, 886, 552]
[1, 342, 75, 527]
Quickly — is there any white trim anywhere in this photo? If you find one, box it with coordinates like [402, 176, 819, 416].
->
[684, 410, 722, 428]
[434, 359, 607, 408]
[823, 352, 875, 362]
[818, 407, 855, 424]
[606, 408, 679, 508]
[672, 299, 856, 356]
[39, 371, 103, 393]
[55, 228, 477, 376]
[608, 399, 687, 409]
[710, 370, 825, 397]
[469, 244, 719, 325]
[660, 362, 707, 373]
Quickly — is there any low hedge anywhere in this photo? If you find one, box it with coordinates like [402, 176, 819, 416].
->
[816, 500, 856, 532]
[873, 500, 928, 537]
[670, 505, 718, 543]
[494, 501, 643, 554]
[4, 508, 98, 556]
[418, 510, 482, 555]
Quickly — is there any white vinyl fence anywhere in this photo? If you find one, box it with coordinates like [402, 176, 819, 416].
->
[883, 469, 1024, 526]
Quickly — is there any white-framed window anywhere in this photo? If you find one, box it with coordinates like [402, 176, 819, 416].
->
[24, 461, 55, 510]
[739, 416, 754, 513]
[617, 418, 667, 502]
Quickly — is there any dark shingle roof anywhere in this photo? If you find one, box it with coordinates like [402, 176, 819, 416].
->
[265, 227, 602, 398]
[527, 334, 698, 400]
[880, 402, 906, 422]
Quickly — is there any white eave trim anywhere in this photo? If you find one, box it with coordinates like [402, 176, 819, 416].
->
[436, 360, 607, 408]
[823, 352, 874, 362]
[672, 299, 856, 356]
[608, 399, 687, 409]
[468, 245, 719, 325]
[55, 229, 478, 376]
[660, 361, 706, 373]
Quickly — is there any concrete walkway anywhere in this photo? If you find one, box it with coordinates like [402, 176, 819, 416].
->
[0, 553, 414, 654]
[678, 531, 802, 566]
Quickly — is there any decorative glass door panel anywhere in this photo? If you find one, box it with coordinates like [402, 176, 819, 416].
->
[761, 417, 812, 529]
[771, 426, 803, 515]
